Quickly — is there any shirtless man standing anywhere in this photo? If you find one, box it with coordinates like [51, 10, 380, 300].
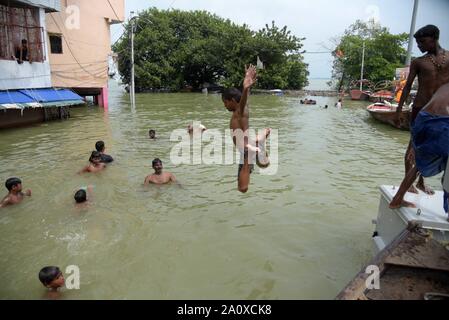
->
[222, 65, 271, 193]
[390, 25, 449, 208]
[389, 82, 449, 221]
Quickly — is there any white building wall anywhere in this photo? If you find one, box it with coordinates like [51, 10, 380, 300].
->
[0, 8, 52, 90]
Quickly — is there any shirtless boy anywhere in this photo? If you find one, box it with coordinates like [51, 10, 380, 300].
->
[222, 65, 271, 193]
[391, 25, 449, 208]
[0, 177, 32, 208]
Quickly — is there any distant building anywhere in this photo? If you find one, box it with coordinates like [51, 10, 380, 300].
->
[45, 0, 125, 108]
[0, 0, 84, 129]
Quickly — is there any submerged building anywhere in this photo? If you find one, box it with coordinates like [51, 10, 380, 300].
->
[0, 0, 84, 129]
[45, 0, 125, 108]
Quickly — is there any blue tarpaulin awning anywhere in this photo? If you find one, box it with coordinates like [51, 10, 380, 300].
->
[0, 88, 84, 109]
[0, 91, 35, 104]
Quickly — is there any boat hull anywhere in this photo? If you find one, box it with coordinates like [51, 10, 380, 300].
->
[336, 185, 449, 300]
[369, 90, 394, 103]
[367, 104, 410, 130]
[373, 186, 449, 254]
[350, 89, 370, 101]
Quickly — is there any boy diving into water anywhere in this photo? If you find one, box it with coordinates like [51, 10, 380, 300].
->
[222, 65, 271, 193]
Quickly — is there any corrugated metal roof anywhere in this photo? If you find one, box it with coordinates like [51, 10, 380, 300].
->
[19, 88, 83, 103]
[0, 88, 84, 107]
[0, 91, 35, 104]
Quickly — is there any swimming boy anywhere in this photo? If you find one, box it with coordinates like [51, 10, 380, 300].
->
[95, 141, 114, 163]
[222, 64, 271, 193]
[149, 130, 157, 140]
[39, 266, 65, 300]
[144, 158, 177, 185]
[0, 177, 32, 208]
[79, 151, 106, 174]
[74, 185, 93, 208]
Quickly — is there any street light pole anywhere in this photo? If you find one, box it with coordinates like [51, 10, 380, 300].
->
[406, 0, 419, 66]
[130, 12, 136, 109]
[360, 41, 365, 91]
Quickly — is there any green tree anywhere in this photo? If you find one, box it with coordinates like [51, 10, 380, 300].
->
[113, 8, 308, 92]
[331, 19, 408, 90]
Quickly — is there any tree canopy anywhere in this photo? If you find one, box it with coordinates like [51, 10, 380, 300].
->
[113, 8, 309, 92]
[330, 19, 409, 90]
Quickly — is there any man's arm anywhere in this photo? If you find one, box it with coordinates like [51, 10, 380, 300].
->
[78, 166, 90, 174]
[144, 176, 151, 186]
[90, 163, 106, 173]
[238, 65, 257, 114]
[0, 196, 11, 208]
[171, 174, 184, 188]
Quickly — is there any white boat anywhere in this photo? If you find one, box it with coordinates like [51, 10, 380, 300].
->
[336, 186, 449, 300]
[367, 102, 412, 130]
[269, 89, 284, 96]
[372, 185, 449, 255]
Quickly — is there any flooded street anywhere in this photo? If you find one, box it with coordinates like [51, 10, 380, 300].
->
[0, 80, 442, 299]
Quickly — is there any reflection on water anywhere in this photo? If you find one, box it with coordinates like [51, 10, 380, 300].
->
[0, 81, 441, 299]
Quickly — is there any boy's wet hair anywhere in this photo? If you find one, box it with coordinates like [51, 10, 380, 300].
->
[152, 158, 162, 167]
[149, 130, 156, 135]
[5, 177, 21, 191]
[89, 151, 102, 163]
[414, 25, 440, 40]
[39, 266, 61, 286]
[222, 88, 242, 103]
[95, 141, 105, 152]
[74, 190, 87, 203]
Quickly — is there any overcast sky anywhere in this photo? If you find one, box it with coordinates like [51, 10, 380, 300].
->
[111, 0, 449, 78]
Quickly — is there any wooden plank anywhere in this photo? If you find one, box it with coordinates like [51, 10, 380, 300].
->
[336, 222, 449, 300]
[384, 231, 449, 272]
[365, 266, 449, 300]
[335, 226, 413, 300]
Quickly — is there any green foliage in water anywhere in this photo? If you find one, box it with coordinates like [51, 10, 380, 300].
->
[113, 8, 309, 92]
[331, 19, 409, 90]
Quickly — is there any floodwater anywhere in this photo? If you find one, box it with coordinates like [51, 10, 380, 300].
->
[0, 81, 442, 299]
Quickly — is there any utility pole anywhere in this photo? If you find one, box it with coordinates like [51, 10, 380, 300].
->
[130, 11, 136, 109]
[360, 41, 366, 91]
[406, 0, 419, 66]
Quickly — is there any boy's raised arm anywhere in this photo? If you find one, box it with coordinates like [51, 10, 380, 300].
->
[239, 65, 257, 114]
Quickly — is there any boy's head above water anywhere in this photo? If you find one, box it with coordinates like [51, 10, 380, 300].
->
[95, 141, 105, 153]
[89, 151, 102, 164]
[222, 88, 242, 112]
[152, 158, 163, 174]
[149, 130, 156, 139]
[5, 177, 22, 193]
[39, 266, 65, 290]
[74, 189, 87, 203]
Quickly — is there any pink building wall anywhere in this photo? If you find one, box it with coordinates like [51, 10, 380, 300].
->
[45, 0, 124, 106]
